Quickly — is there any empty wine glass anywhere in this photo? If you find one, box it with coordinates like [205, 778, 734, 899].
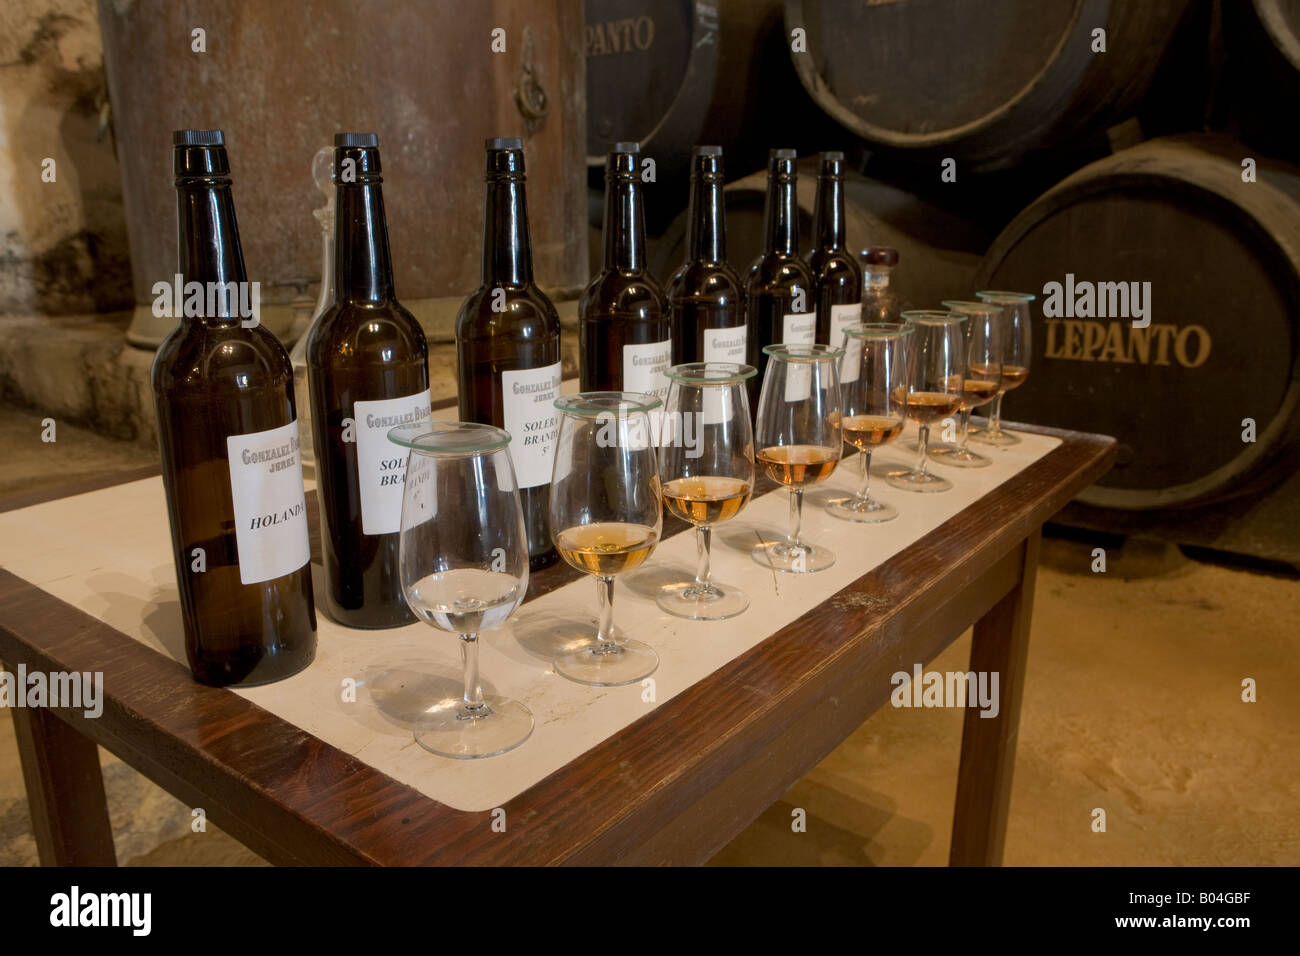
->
[550, 392, 663, 685]
[968, 290, 1034, 447]
[885, 310, 966, 493]
[931, 299, 1003, 468]
[657, 362, 756, 620]
[828, 323, 912, 521]
[752, 344, 843, 573]
[388, 421, 531, 759]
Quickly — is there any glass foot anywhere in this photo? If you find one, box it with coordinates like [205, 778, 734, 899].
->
[657, 581, 749, 620]
[751, 540, 835, 573]
[967, 424, 1020, 447]
[929, 444, 992, 468]
[554, 638, 659, 686]
[414, 696, 534, 759]
[884, 467, 953, 493]
[826, 494, 898, 522]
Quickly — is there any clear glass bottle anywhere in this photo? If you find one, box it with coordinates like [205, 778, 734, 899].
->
[858, 246, 903, 325]
[290, 145, 336, 477]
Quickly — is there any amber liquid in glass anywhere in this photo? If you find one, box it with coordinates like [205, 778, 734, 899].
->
[757, 445, 839, 487]
[554, 522, 659, 575]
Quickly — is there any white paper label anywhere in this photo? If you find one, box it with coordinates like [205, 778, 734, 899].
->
[226, 420, 311, 586]
[782, 312, 816, 402]
[834, 302, 865, 383]
[501, 362, 562, 489]
[703, 325, 747, 364]
[623, 338, 672, 443]
[702, 325, 747, 424]
[354, 389, 432, 535]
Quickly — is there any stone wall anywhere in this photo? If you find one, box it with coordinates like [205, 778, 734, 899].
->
[0, 0, 131, 316]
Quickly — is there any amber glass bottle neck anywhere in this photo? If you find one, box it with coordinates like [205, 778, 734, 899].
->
[483, 173, 533, 285]
[763, 175, 798, 256]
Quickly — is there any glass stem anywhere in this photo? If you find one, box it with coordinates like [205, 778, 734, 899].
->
[460, 634, 485, 713]
[990, 392, 1005, 435]
[788, 488, 805, 549]
[595, 575, 617, 651]
[694, 526, 713, 592]
[857, 449, 873, 500]
[917, 424, 931, 477]
[959, 408, 973, 453]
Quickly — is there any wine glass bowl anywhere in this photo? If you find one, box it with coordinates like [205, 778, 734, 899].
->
[549, 391, 664, 685]
[828, 323, 912, 521]
[931, 299, 1004, 469]
[885, 311, 967, 493]
[388, 421, 532, 759]
[752, 344, 843, 573]
[968, 290, 1034, 447]
[657, 362, 757, 620]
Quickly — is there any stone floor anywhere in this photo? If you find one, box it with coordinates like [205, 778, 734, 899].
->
[0, 406, 1296, 866]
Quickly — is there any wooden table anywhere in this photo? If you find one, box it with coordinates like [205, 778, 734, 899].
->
[0, 423, 1114, 867]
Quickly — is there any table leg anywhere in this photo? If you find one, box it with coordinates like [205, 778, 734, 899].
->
[12, 706, 117, 866]
[949, 528, 1041, 866]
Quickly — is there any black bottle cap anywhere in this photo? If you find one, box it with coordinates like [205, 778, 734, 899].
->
[607, 142, 641, 178]
[691, 145, 725, 180]
[333, 132, 382, 179]
[173, 129, 229, 177]
[819, 150, 846, 177]
[768, 148, 798, 179]
[335, 132, 379, 147]
[173, 129, 224, 147]
[486, 140, 526, 177]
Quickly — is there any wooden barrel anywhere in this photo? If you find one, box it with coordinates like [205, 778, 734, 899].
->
[650, 162, 986, 327]
[975, 135, 1300, 510]
[585, 0, 821, 186]
[99, 0, 588, 346]
[1224, 0, 1300, 155]
[784, 0, 1190, 171]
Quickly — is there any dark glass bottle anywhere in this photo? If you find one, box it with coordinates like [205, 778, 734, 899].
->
[456, 138, 562, 571]
[307, 133, 429, 629]
[809, 151, 863, 349]
[667, 146, 749, 371]
[579, 141, 671, 402]
[859, 246, 905, 324]
[745, 149, 815, 384]
[152, 128, 317, 687]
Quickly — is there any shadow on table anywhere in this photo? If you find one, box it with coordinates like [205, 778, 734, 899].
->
[360, 664, 477, 729]
[508, 607, 596, 666]
[620, 563, 692, 600]
[714, 520, 785, 555]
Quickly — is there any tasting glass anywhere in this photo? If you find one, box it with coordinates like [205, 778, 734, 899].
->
[752, 344, 843, 573]
[885, 311, 967, 493]
[657, 363, 757, 620]
[827, 323, 912, 522]
[388, 421, 531, 760]
[931, 299, 1004, 468]
[549, 392, 664, 685]
[968, 290, 1035, 447]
